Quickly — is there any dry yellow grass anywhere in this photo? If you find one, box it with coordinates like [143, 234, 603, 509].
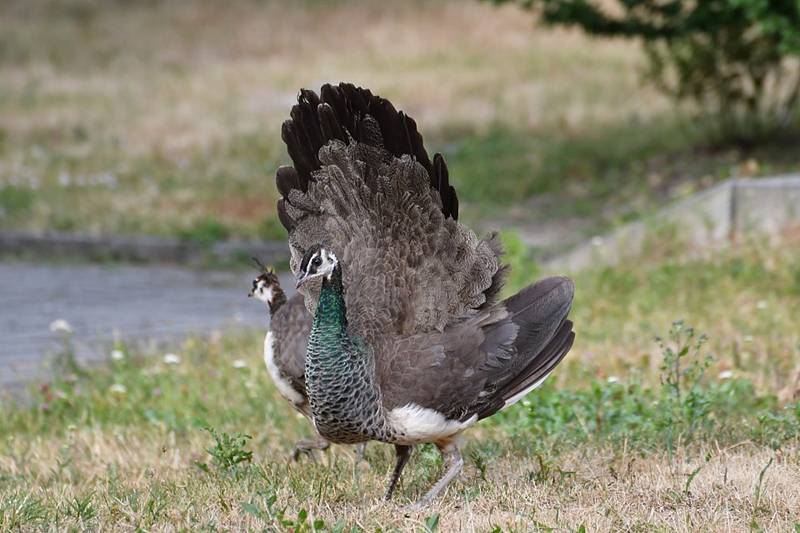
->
[2, 427, 798, 531]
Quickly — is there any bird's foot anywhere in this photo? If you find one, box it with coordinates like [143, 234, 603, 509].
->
[404, 441, 463, 510]
[290, 437, 330, 462]
[355, 442, 368, 462]
[403, 497, 432, 512]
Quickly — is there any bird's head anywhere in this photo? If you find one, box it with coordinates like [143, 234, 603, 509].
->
[296, 245, 339, 289]
[248, 258, 282, 307]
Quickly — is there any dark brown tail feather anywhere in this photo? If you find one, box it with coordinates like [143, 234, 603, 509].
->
[476, 319, 574, 420]
[276, 82, 459, 232]
[472, 276, 575, 421]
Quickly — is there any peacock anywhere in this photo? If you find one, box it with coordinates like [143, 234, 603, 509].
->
[275, 83, 575, 507]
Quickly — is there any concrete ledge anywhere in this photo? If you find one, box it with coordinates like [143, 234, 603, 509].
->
[0, 230, 288, 266]
[544, 174, 800, 272]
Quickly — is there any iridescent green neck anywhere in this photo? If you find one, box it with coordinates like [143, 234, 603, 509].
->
[308, 266, 349, 363]
[305, 265, 387, 444]
[315, 267, 346, 332]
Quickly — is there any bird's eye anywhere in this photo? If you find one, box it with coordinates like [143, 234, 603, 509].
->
[312, 256, 322, 268]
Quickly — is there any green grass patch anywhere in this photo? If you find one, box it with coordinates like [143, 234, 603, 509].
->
[0, 186, 35, 217]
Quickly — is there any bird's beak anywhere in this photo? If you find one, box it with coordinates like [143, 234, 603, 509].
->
[247, 290, 253, 297]
[295, 272, 307, 289]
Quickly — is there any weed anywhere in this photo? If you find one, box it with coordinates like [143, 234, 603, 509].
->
[0, 492, 48, 529]
[65, 491, 96, 522]
[201, 427, 253, 472]
[753, 457, 774, 511]
[425, 512, 441, 532]
[241, 494, 326, 532]
[655, 320, 713, 448]
[468, 448, 490, 481]
[683, 463, 705, 495]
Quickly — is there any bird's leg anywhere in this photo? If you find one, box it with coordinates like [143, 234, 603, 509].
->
[290, 435, 330, 462]
[355, 442, 368, 462]
[408, 439, 464, 509]
[384, 444, 413, 501]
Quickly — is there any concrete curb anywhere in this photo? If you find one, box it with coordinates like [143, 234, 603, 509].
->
[543, 174, 800, 272]
[0, 230, 288, 266]
[2, 174, 798, 271]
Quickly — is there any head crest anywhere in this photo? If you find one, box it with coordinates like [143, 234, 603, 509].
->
[251, 257, 275, 274]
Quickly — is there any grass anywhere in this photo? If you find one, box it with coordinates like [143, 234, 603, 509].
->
[2, 0, 798, 246]
[2, 237, 799, 530]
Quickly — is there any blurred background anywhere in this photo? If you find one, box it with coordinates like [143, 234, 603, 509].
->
[3, 0, 797, 246]
[1, 1, 799, 528]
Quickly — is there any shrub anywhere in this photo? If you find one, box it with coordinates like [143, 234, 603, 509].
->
[490, 0, 800, 141]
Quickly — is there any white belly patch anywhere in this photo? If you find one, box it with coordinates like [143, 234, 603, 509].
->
[387, 403, 477, 445]
[263, 330, 304, 405]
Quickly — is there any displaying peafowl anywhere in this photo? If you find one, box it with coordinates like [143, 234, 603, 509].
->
[275, 83, 575, 507]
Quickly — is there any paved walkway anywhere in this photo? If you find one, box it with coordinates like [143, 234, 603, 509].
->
[0, 261, 294, 392]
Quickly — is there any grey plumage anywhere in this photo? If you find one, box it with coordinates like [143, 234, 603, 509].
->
[266, 291, 312, 412]
[276, 83, 576, 506]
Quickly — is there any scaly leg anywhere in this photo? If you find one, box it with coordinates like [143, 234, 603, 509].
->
[291, 436, 330, 462]
[384, 444, 413, 500]
[408, 439, 464, 509]
[355, 442, 368, 462]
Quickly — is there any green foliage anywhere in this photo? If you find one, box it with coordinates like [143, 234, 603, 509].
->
[499, 229, 540, 293]
[241, 494, 328, 532]
[655, 320, 713, 450]
[0, 492, 48, 529]
[0, 186, 35, 217]
[179, 217, 231, 245]
[491, 0, 800, 140]
[425, 513, 441, 532]
[65, 492, 96, 522]
[201, 427, 253, 472]
[259, 215, 286, 241]
[498, 321, 800, 453]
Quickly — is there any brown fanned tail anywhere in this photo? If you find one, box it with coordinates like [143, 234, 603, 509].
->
[276, 82, 459, 233]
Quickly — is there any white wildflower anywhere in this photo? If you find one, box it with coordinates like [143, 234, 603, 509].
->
[109, 383, 127, 394]
[718, 370, 734, 380]
[607, 376, 619, 384]
[591, 236, 605, 247]
[756, 300, 768, 310]
[163, 353, 181, 365]
[743, 335, 754, 343]
[232, 359, 247, 369]
[110, 349, 125, 361]
[49, 319, 73, 334]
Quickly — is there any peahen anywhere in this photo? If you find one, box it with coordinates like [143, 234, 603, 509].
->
[249, 262, 368, 460]
[248, 263, 323, 459]
[275, 83, 575, 507]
